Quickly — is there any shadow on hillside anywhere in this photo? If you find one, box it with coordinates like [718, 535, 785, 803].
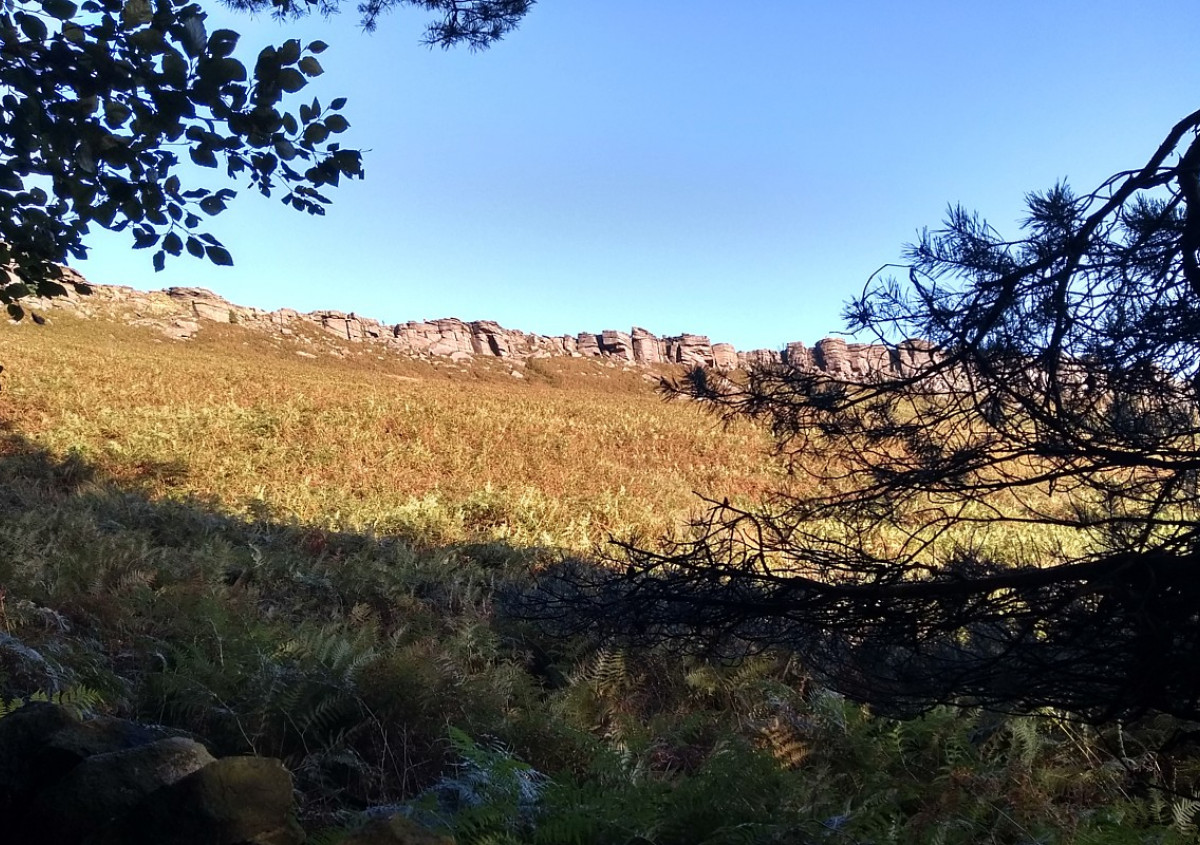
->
[0, 431, 604, 812]
[0, 432, 570, 706]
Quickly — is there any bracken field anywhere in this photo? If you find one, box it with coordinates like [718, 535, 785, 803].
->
[0, 308, 1197, 844]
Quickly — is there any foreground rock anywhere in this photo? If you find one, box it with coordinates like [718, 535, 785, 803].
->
[0, 702, 302, 845]
[93, 756, 302, 845]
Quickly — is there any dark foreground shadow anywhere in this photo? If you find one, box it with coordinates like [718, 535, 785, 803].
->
[0, 433, 574, 812]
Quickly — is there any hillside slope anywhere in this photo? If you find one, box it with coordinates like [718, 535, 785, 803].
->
[0, 301, 1189, 844]
[0, 307, 774, 548]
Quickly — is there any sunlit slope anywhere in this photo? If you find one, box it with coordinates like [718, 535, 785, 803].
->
[0, 313, 775, 549]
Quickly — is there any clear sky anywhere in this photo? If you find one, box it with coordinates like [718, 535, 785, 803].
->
[77, 1, 1200, 351]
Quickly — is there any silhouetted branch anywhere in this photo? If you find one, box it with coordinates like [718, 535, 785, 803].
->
[513, 112, 1200, 724]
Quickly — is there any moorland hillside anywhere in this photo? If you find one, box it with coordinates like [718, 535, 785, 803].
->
[0, 304, 1194, 844]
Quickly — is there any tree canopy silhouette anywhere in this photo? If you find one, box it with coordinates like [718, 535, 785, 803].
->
[0, 0, 532, 316]
[519, 108, 1200, 724]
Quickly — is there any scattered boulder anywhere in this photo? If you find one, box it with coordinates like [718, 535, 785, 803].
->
[167, 319, 201, 340]
[0, 701, 79, 813]
[34, 737, 216, 843]
[94, 756, 303, 845]
[0, 703, 301, 845]
[44, 714, 195, 762]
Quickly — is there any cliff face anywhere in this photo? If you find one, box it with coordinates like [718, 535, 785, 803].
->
[32, 280, 932, 378]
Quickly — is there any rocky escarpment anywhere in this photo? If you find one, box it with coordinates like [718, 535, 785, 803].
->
[30, 278, 936, 379]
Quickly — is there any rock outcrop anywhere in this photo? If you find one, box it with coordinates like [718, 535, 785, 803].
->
[28, 280, 937, 381]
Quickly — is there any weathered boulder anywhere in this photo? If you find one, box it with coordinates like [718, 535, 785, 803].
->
[93, 756, 302, 845]
[271, 308, 299, 327]
[711, 342, 738, 371]
[0, 703, 301, 845]
[428, 339, 469, 357]
[360, 317, 389, 340]
[0, 631, 60, 693]
[393, 321, 436, 353]
[847, 342, 892, 379]
[315, 310, 365, 342]
[192, 301, 233, 323]
[470, 321, 511, 357]
[631, 327, 665, 364]
[576, 332, 602, 356]
[668, 334, 713, 367]
[600, 330, 634, 361]
[421, 320, 474, 357]
[893, 338, 939, 376]
[34, 736, 215, 843]
[813, 338, 850, 376]
[0, 701, 79, 813]
[166, 318, 201, 340]
[45, 714, 194, 762]
[812, 338, 895, 379]
[165, 287, 236, 323]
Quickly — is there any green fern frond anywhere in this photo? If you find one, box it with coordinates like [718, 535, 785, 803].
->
[1007, 716, 1042, 768]
[585, 648, 629, 697]
[1172, 798, 1200, 834]
[295, 688, 357, 735]
[0, 684, 106, 719]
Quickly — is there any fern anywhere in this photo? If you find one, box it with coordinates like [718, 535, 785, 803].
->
[1007, 715, 1043, 768]
[758, 716, 809, 769]
[1172, 798, 1200, 834]
[0, 684, 106, 719]
[429, 728, 548, 843]
[584, 648, 630, 698]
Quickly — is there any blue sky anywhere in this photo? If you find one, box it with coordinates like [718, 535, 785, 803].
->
[78, 1, 1200, 351]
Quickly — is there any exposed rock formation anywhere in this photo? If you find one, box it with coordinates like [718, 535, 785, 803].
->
[668, 334, 714, 368]
[28, 280, 936, 381]
[631, 327, 666, 364]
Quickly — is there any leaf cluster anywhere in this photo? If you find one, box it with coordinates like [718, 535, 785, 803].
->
[0, 0, 364, 304]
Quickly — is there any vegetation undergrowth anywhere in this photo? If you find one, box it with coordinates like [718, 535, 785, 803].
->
[0, 313, 1195, 843]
